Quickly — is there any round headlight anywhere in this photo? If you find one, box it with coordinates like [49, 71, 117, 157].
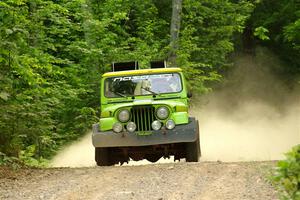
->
[126, 122, 136, 132]
[156, 106, 169, 120]
[118, 109, 130, 122]
[151, 120, 162, 131]
[166, 119, 175, 130]
[113, 122, 123, 133]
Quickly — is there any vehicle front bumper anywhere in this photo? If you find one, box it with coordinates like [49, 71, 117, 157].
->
[92, 117, 198, 147]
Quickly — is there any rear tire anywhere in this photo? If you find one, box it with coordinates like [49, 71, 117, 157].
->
[95, 147, 112, 166]
[186, 120, 201, 162]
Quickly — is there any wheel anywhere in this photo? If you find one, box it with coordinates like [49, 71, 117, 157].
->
[186, 120, 201, 162]
[145, 155, 161, 163]
[186, 137, 200, 162]
[95, 147, 112, 166]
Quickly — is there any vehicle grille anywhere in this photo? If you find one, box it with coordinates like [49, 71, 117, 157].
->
[131, 106, 156, 131]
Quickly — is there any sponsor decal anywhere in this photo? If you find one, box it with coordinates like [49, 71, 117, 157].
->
[113, 74, 172, 82]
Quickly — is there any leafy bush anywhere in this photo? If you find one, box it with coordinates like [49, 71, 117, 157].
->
[19, 145, 48, 167]
[0, 152, 22, 169]
[272, 145, 300, 200]
[1, 148, 48, 168]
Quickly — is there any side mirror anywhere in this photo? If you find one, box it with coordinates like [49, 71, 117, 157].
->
[187, 91, 193, 98]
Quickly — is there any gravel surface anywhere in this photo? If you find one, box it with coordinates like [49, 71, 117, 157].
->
[0, 162, 278, 200]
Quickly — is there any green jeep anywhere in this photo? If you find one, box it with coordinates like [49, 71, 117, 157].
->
[92, 63, 200, 166]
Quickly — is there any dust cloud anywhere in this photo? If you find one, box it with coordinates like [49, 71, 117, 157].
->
[50, 48, 299, 167]
[50, 133, 96, 167]
[191, 48, 300, 162]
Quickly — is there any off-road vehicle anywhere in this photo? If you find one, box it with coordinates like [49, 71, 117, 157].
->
[92, 61, 200, 166]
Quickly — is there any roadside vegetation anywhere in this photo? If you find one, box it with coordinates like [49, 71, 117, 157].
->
[272, 145, 300, 200]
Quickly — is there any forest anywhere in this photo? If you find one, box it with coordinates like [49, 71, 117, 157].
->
[0, 0, 299, 166]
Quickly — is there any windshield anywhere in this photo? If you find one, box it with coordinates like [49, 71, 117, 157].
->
[104, 73, 182, 98]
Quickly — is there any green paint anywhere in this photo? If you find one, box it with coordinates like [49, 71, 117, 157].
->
[100, 118, 117, 131]
[171, 112, 189, 124]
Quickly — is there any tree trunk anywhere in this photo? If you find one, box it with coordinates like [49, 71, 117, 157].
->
[169, 0, 182, 67]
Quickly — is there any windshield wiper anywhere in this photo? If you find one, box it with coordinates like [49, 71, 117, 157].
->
[112, 91, 127, 97]
[141, 87, 158, 95]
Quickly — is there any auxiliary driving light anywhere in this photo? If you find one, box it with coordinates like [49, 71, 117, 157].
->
[156, 106, 169, 120]
[113, 122, 123, 133]
[166, 119, 175, 130]
[151, 120, 162, 131]
[126, 122, 136, 132]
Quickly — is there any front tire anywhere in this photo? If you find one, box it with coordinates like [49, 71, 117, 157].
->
[186, 120, 201, 162]
[95, 147, 112, 166]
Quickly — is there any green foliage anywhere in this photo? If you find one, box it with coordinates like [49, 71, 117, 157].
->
[272, 145, 300, 200]
[0, 0, 99, 164]
[247, 0, 300, 83]
[284, 19, 300, 50]
[0, 152, 20, 169]
[254, 26, 270, 41]
[19, 145, 48, 167]
[179, 0, 254, 92]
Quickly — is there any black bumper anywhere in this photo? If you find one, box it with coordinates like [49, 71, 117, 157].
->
[92, 117, 198, 147]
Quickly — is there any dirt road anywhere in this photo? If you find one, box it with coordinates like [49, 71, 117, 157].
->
[0, 161, 278, 200]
